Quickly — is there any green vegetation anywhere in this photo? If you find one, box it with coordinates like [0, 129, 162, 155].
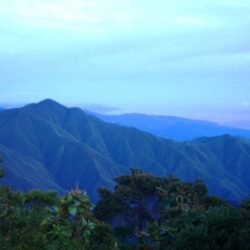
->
[0, 158, 118, 250]
[1, 157, 250, 249]
[95, 170, 250, 249]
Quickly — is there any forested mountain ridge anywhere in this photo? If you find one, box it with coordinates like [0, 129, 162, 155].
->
[93, 112, 250, 141]
[0, 99, 249, 203]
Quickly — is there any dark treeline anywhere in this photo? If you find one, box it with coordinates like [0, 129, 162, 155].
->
[0, 158, 250, 250]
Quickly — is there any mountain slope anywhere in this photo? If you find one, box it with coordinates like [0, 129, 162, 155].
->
[93, 113, 250, 141]
[0, 99, 249, 203]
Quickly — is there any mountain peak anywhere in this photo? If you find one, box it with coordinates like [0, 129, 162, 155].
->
[37, 99, 63, 107]
[22, 99, 68, 120]
[24, 99, 67, 112]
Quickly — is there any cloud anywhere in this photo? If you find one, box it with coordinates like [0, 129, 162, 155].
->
[174, 16, 213, 27]
[240, 102, 250, 107]
[2, 0, 249, 37]
[0, 0, 250, 123]
[0, 0, 136, 34]
[80, 104, 122, 114]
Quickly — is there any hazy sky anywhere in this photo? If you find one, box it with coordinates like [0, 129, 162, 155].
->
[0, 0, 250, 126]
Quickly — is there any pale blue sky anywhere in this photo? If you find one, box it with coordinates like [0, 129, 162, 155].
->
[0, 0, 250, 127]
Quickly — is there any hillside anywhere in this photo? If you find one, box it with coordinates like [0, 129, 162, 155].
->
[0, 99, 249, 203]
[93, 113, 250, 141]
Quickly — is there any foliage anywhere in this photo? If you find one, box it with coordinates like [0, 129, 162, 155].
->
[0, 160, 250, 249]
[0, 157, 118, 249]
[95, 169, 250, 250]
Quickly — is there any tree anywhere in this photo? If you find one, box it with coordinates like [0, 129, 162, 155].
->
[0, 156, 4, 179]
[95, 169, 161, 248]
[44, 187, 118, 250]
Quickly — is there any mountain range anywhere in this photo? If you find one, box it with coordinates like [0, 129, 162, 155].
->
[0, 99, 249, 203]
[93, 113, 250, 141]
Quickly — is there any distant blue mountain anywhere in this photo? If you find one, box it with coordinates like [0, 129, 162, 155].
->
[0, 99, 249, 204]
[93, 113, 250, 141]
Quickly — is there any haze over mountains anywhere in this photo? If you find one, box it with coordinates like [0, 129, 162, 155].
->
[0, 99, 249, 203]
[2, 104, 250, 141]
[93, 113, 250, 141]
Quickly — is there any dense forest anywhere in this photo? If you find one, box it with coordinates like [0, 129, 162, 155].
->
[0, 157, 250, 250]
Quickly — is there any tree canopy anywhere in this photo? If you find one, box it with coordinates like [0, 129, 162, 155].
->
[0, 160, 249, 249]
